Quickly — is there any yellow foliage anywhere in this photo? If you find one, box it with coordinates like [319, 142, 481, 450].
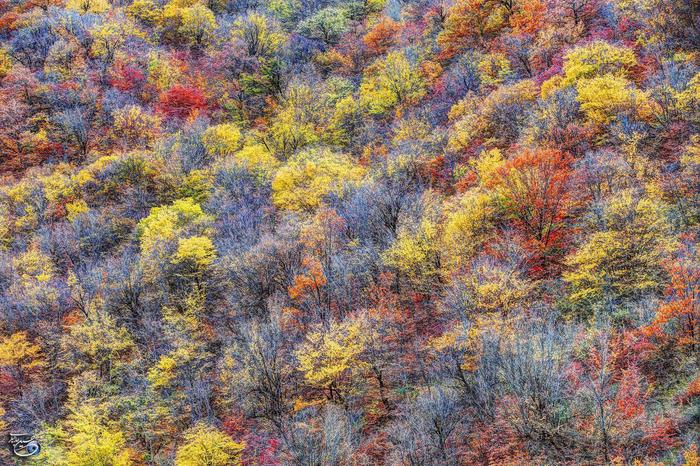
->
[442, 190, 498, 268]
[676, 71, 700, 116]
[231, 12, 285, 57]
[683, 444, 699, 466]
[72, 155, 118, 186]
[40, 166, 75, 204]
[66, 199, 89, 222]
[295, 316, 370, 391]
[478, 53, 512, 87]
[176, 423, 244, 466]
[271, 147, 365, 211]
[383, 219, 442, 289]
[177, 4, 217, 48]
[564, 191, 674, 309]
[562, 41, 637, 86]
[90, 19, 144, 60]
[179, 169, 213, 203]
[0, 331, 45, 372]
[112, 106, 162, 147]
[172, 235, 217, 268]
[137, 197, 212, 257]
[228, 143, 280, 178]
[147, 53, 181, 92]
[359, 50, 426, 115]
[127, 0, 162, 25]
[0, 48, 13, 78]
[65, 0, 110, 14]
[202, 123, 242, 158]
[148, 354, 178, 388]
[448, 80, 538, 150]
[576, 75, 653, 125]
[64, 404, 134, 466]
[391, 116, 432, 147]
[471, 148, 504, 186]
[60, 310, 135, 374]
[462, 263, 533, 316]
[13, 245, 54, 284]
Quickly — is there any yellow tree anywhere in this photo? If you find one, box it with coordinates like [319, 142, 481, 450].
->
[564, 190, 675, 315]
[178, 4, 217, 49]
[62, 404, 134, 466]
[271, 147, 365, 211]
[175, 423, 244, 466]
[0, 331, 45, 389]
[576, 75, 654, 125]
[359, 51, 426, 115]
[65, 0, 110, 14]
[295, 316, 371, 403]
[561, 41, 637, 86]
[230, 12, 285, 57]
[202, 123, 241, 158]
[383, 219, 443, 293]
[137, 197, 214, 278]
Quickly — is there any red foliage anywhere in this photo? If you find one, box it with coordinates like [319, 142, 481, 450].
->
[494, 148, 576, 276]
[641, 244, 700, 356]
[158, 85, 207, 119]
[108, 62, 146, 92]
[363, 17, 400, 55]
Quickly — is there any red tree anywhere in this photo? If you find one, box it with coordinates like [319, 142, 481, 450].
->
[158, 85, 207, 119]
[493, 148, 577, 276]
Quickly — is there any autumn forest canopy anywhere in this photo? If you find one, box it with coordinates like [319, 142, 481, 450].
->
[0, 0, 699, 464]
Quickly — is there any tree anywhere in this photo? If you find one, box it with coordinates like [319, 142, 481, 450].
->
[202, 123, 241, 158]
[231, 12, 285, 58]
[298, 5, 352, 45]
[177, 4, 217, 50]
[363, 17, 400, 55]
[0, 331, 45, 391]
[65, 0, 110, 14]
[271, 147, 365, 211]
[564, 191, 674, 315]
[494, 148, 576, 274]
[175, 423, 244, 466]
[359, 51, 426, 115]
[158, 86, 208, 119]
[560, 41, 637, 86]
[55, 404, 135, 466]
[642, 244, 700, 364]
[576, 75, 654, 125]
[437, 0, 508, 58]
[295, 316, 371, 403]
[383, 219, 442, 293]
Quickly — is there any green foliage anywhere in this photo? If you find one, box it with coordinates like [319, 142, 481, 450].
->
[298, 5, 352, 44]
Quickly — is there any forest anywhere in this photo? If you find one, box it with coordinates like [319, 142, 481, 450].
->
[0, 0, 698, 463]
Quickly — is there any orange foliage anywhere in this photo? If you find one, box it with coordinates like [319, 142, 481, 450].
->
[363, 17, 400, 55]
